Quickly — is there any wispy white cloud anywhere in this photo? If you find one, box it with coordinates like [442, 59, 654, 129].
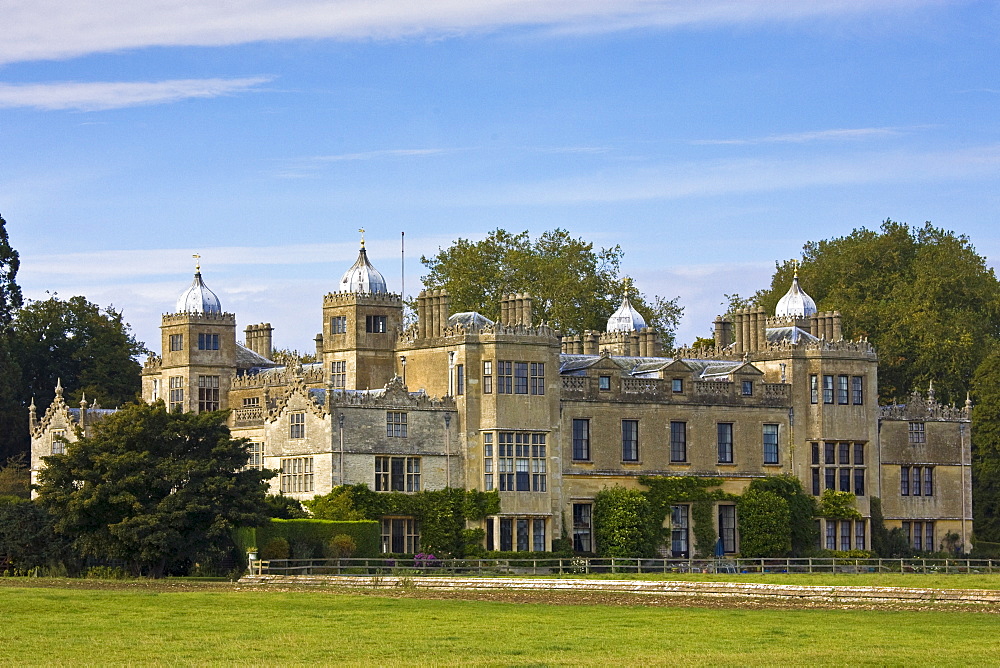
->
[0, 77, 272, 111]
[690, 126, 911, 146]
[19, 235, 455, 281]
[0, 0, 950, 65]
[486, 144, 1000, 206]
[306, 148, 454, 162]
[273, 148, 459, 178]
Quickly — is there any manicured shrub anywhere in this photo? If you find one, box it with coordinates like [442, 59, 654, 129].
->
[592, 486, 660, 558]
[251, 519, 380, 559]
[260, 537, 290, 560]
[327, 534, 356, 559]
[737, 489, 791, 557]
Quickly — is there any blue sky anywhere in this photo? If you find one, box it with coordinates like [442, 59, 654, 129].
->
[3, 0, 999, 353]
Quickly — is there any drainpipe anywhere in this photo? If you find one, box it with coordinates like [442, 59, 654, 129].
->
[444, 413, 452, 489]
[338, 413, 345, 486]
[448, 351, 456, 397]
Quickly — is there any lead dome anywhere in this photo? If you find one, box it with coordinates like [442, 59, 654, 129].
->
[176, 266, 222, 314]
[774, 267, 817, 317]
[339, 241, 387, 294]
[606, 295, 647, 332]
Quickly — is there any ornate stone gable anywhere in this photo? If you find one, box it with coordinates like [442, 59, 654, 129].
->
[29, 381, 78, 439]
[326, 376, 456, 410]
[880, 389, 972, 422]
[265, 374, 327, 422]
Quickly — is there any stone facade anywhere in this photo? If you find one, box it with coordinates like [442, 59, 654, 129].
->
[29, 247, 974, 555]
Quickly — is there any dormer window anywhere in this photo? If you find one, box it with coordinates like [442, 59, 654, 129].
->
[672, 378, 683, 393]
[599, 376, 611, 391]
[741, 380, 753, 396]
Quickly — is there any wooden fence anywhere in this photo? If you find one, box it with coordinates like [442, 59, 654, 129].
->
[246, 556, 1000, 577]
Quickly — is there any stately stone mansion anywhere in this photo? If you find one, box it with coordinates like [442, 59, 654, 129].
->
[30, 241, 973, 555]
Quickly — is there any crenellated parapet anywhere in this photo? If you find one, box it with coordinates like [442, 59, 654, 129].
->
[231, 364, 325, 389]
[143, 353, 162, 372]
[674, 334, 876, 361]
[801, 338, 876, 357]
[323, 291, 402, 306]
[400, 319, 559, 344]
[161, 311, 236, 325]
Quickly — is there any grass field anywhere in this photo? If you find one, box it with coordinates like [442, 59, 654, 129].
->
[2, 579, 1000, 666]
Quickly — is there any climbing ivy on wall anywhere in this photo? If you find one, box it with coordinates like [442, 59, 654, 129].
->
[639, 476, 734, 558]
[305, 485, 499, 557]
[818, 488, 862, 520]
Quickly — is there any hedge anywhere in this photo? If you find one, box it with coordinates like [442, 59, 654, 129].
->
[234, 519, 380, 560]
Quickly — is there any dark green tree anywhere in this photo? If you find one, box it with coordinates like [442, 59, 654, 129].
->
[0, 453, 30, 498]
[0, 214, 24, 461]
[15, 295, 147, 410]
[972, 344, 1000, 542]
[420, 228, 683, 344]
[0, 498, 75, 573]
[592, 486, 661, 558]
[36, 402, 274, 577]
[264, 494, 309, 519]
[753, 221, 1000, 404]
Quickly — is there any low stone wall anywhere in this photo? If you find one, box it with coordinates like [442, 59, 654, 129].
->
[238, 575, 1000, 605]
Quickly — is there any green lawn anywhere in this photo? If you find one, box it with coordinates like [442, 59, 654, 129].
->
[2, 582, 1000, 666]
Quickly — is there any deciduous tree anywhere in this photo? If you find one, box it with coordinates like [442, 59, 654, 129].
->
[37, 402, 273, 577]
[421, 228, 683, 345]
[972, 345, 1000, 542]
[15, 295, 147, 410]
[753, 221, 1000, 403]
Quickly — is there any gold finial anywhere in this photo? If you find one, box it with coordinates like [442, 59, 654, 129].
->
[792, 259, 799, 279]
[622, 276, 634, 296]
[358, 228, 365, 248]
[193, 253, 201, 272]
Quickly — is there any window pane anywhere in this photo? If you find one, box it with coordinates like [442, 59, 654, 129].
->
[763, 424, 778, 464]
[670, 422, 687, 462]
[717, 423, 733, 463]
[622, 420, 639, 461]
[572, 419, 590, 460]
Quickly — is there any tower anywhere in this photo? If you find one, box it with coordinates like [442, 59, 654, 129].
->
[321, 236, 402, 390]
[144, 259, 237, 412]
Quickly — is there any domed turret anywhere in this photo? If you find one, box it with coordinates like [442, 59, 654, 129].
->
[606, 295, 647, 333]
[775, 264, 817, 318]
[339, 232, 387, 294]
[176, 256, 222, 313]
